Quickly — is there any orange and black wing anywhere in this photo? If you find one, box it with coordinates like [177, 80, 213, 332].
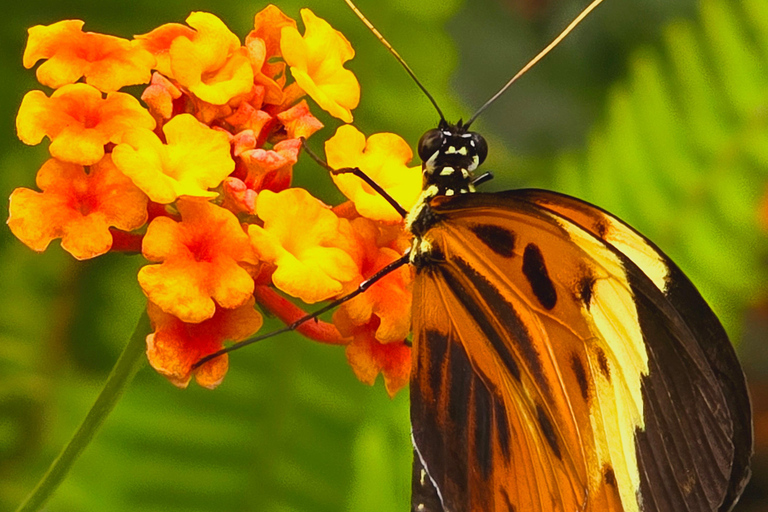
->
[409, 190, 751, 512]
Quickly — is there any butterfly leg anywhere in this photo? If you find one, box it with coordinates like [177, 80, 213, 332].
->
[471, 171, 494, 188]
[191, 253, 411, 369]
[300, 138, 409, 218]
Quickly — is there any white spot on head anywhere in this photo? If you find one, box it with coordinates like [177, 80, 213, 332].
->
[469, 140, 476, 147]
[439, 167, 455, 176]
[461, 133, 472, 138]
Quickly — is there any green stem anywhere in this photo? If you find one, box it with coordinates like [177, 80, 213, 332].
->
[15, 312, 150, 512]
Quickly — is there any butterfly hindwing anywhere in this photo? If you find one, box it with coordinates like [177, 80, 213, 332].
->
[409, 190, 750, 512]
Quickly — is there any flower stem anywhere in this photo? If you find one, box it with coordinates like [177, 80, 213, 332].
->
[15, 312, 150, 512]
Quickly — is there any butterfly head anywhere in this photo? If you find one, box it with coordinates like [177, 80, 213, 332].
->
[418, 120, 488, 197]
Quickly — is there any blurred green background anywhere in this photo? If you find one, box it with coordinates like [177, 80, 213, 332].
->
[2, 0, 768, 510]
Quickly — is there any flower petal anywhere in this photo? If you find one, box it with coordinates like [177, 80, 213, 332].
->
[326, 125, 421, 222]
[24, 19, 155, 91]
[139, 199, 256, 323]
[281, 9, 360, 122]
[16, 83, 155, 165]
[7, 156, 148, 259]
[112, 113, 234, 203]
[249, 188, 359, 303]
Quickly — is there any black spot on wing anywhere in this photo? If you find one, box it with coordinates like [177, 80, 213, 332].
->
[603, 464, 616, 487]
[425, 329, 449, 399]
[536, 403, 562, 460]
[578, 272, 595, 310]
[522, 243, 557, 310]
[447, 340, 471, 442]
[595, 346, 611, 382]
[469, 224, 516, 257]
[438, 258, 527, 384]
[472, 376, 493, 480]
[494, 399, 511, 460]
[570, 353, 590, 402]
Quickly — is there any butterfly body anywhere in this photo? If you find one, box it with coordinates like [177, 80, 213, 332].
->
[406, 123, 752, 512]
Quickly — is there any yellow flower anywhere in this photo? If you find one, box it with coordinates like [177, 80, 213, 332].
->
[7, 156, 148, 260]
[23, 19, 154, 92]
[249, 188, 359, 303]
[281, 9, 360, 123]
[16, 83, 155, 165]
[112, 114, 234, 203]
[139, 199, 257, 324]
[326, 124, 421, 223]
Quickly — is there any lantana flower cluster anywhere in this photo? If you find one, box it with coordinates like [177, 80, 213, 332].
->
[10, 5, 420, 395]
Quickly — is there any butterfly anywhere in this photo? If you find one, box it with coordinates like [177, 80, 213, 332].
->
[196, 0, 754, 510]
[406, 122, 753, 512]
[346, 0, 752, 509]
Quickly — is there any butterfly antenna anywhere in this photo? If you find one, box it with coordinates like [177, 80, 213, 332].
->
[343, 0, 446, 122]
[465, 0, 605, 128]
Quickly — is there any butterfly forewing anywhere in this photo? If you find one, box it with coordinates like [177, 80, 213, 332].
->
[409, 191, 750, 512]
[514, 189, 753, 511]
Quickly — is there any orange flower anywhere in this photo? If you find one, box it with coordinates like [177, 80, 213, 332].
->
[345, 325, 411, 397]
[333, 217, 412, 343]
[146, 298, 263, 389]
[239, 137, 301, 193]
[224, 99, 272, 135]
[23, 19, 154, 92]
[167, 12, 254, 105]
[249, 5, 296, 86]
[277, 100, 323, 140]
[281, 9, 360, 123]
[141, 72, 182, 121]
[139, 199, 256, 324]
[7, 156, 148, 260]
[16, 83, 155, 165]
[248, 188, 359, 303]
[326, 125, 421, 223]
[112, 113, 234, 203]
[134, 23, 196, 78]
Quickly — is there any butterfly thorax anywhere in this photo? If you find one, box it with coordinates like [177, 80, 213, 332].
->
[406, 121, 489, 265]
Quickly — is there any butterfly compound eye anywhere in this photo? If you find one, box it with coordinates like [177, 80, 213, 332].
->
[471, 132, 488, 165]
[418, 128, 444, 162]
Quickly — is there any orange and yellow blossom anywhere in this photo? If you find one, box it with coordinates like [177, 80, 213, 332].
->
[9, 4, 419, 394]
[134, 23, 196, 78]
[245, 5, 296, 91]
[139, 199, 257, 324]
[8, 156, 148, 260]
[164, 12, 254, 106]
[23, 19, 154, 92]
[248, 187, 360, 304]
[326, 124, 422, 223]
[146, 298, 263, 389]
[281, 9, 360, 123]
[112, 113, 234, 204]
[16, 83, 155, 166]
[344, 323, 411, 398]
